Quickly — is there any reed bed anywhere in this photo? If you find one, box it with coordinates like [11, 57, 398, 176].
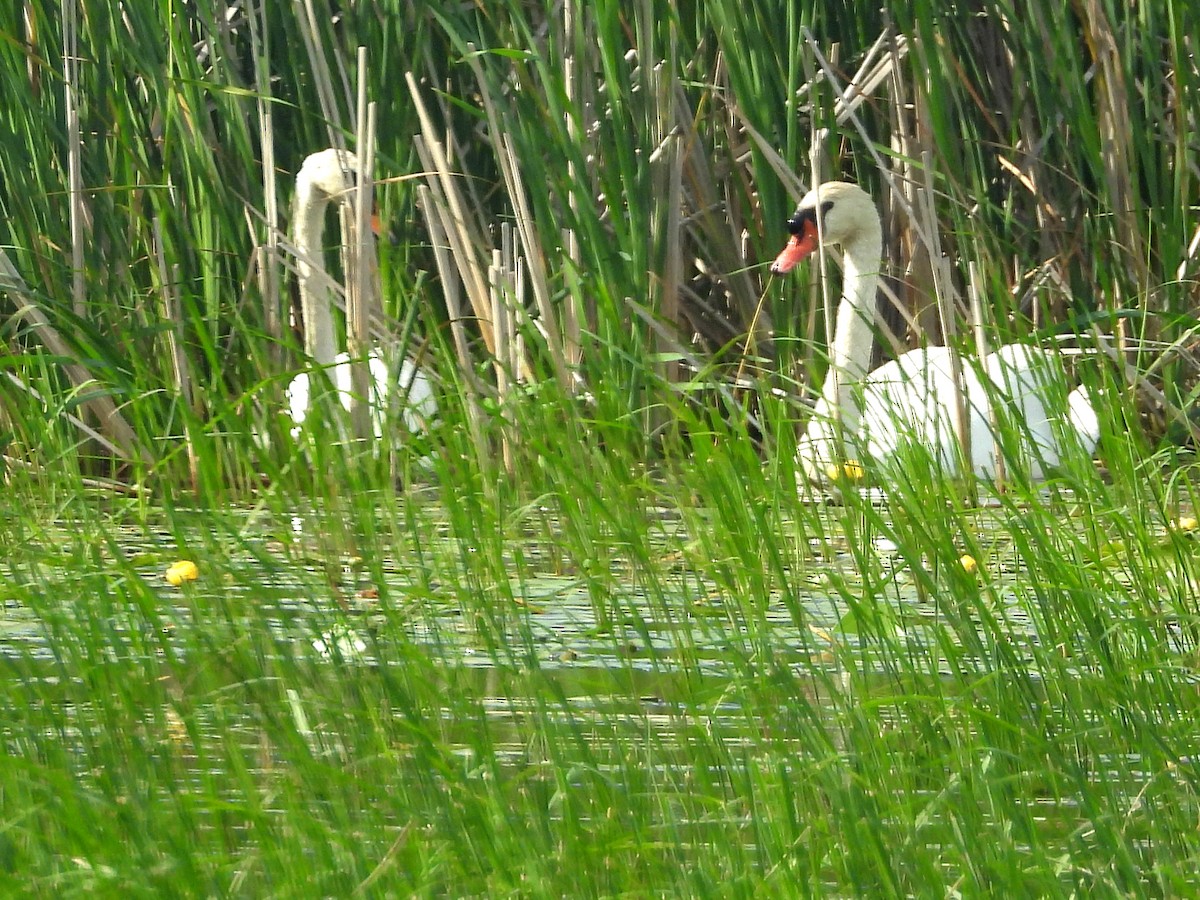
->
[2, 0, 1199, 893]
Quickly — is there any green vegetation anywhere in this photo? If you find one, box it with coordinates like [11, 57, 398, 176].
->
[2, 0, 1199, 894]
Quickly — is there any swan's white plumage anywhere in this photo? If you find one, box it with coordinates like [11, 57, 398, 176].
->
[285, 149, 436, 441]
[285, 353, 436, 438]
[773, 181, 1098, 483]
[821, 343, 1100, 481]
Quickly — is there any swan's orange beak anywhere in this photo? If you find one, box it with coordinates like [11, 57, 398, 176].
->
[770, 219, 820, 275]
[370, 212, 401, 245]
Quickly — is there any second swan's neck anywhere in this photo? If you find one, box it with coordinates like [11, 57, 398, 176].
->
[812, 225, 883, 434]
[294, 174, 339, 369]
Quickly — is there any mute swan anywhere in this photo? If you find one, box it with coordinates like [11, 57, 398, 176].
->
[770, 181, 1098, 483]
[285, 148, 436, 440]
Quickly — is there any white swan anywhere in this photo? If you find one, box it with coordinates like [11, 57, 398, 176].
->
[285, 149, 436, 440]
[770, 181, 1099, 483]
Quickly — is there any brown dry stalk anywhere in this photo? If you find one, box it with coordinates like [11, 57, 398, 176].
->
[0, 248, 149, 464]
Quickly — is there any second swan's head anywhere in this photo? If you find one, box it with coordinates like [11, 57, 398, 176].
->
[770, 181, 878, 275]
[297, 148, 359, 200]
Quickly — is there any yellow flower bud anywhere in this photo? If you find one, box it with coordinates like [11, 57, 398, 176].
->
[165, 560, 200, 586]
[824, 460, 865, 482]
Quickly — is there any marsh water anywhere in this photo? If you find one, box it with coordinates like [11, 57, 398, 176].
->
[3, 494, 1196, 885]
[1, 499, 1076, 676]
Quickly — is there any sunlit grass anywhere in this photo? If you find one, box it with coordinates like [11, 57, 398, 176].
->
[2, 0, 1199, 894]
[5, 431, 1200, 892]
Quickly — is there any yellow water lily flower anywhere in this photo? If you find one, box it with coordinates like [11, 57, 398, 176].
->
[1171, 516, 1198, 534]
[824, 460, 865, 482]
[959, 554, 979, 575]
[165, 560, 200, 586]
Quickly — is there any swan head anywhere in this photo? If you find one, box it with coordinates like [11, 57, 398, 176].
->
[770, 181, 879, 275]
[295, 148, 390, 239]
[297, 148, 359, 200]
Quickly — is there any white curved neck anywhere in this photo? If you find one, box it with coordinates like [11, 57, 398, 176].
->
[293, 175, 339, 368]
[813, 226, 883, 432]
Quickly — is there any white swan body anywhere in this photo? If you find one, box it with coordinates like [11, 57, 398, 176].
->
[286, 148, 436, 440]
[285, 352, 436, 438]
[770, 181, 1098, 483]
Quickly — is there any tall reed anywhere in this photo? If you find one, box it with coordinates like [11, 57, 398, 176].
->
[2, 0, 1199, 894]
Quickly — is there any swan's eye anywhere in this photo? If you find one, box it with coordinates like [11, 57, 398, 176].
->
[787, 210, 816, 235]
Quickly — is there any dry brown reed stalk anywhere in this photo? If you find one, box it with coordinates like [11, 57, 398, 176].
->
[673, 62, 772, 355]
[646, 33, 685, 406]
[406, 72, 501, 364]
[462, 44, 573, 392]
[1075, 0, 1151, 349]
[346, 53, 376, 443]
[62, 0, 85, 318]
[153, 218, 198, 489]
[731, 284, 774, 393]
[560, 3, 584, 369]
[626, 297, 767, 439]
[649, 127, 685, 390]
[806, 127, 837, 436]
[415, 186, 473, 377]
[51, 0, 153, 466]
[489, 227, 521, 472]
[918, 147, 971, 473]
[886, 31, 938, 347]
[986, 40, 1078, 331]
[0, 248, 149, 464]
[416, 183, 489, 460]
[505, 134, 561, 363]
[794, 30, 938, 273]
[248, 0, 283, 380]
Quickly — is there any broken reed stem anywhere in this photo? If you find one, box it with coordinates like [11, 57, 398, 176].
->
[561, 2, 583, 369]
[490, 241, 514, 474]
[248, 0, 282, 379]
[914, 140, 972, 489]
[298, 0, 346, 151]
[462, 41, 563, 387]
[62, 0, 85, 318]
[798, 27, 933, 252]
[649, 127, 684, 389]
[405, 71, 498, 360]
[0, 247, 149, 464]
[153, 217, 198, 489]
[416, 183, 474, 378]
[347, 50, 375, 442]
[2, 370, 121, 458]
[498, 132, 565, 386]
[415, 183, 489, 462]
